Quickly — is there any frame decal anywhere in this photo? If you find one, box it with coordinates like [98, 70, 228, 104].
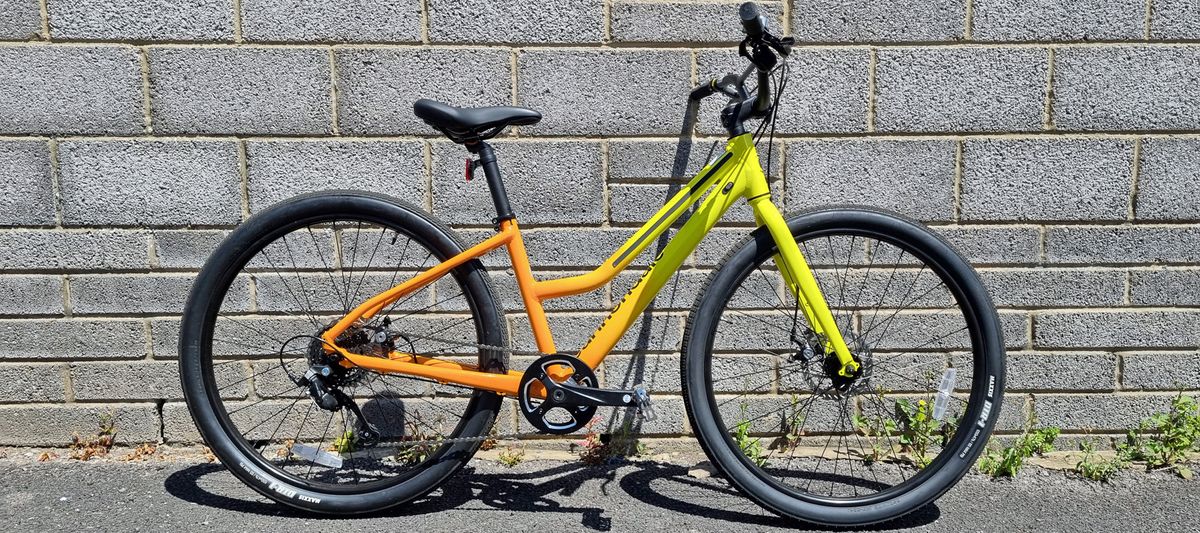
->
[610, 151, 733, 267]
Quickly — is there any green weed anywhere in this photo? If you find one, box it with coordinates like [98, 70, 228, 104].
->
[1074, 441, 1126, 482]
[733, 403, 768, 467]
[394, 413, 444, 465]
[977, 417, 1059, 479]
[498, 444, 525, 468]
[895, 399, 938, 468]
[1117, 393, 1200, 479]
[579, 417, 648, 465]
[852, 411, 897, 464]
[331, 429, 356, 454]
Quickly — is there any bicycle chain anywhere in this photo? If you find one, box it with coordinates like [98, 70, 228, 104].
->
[345, 328, 629, 448]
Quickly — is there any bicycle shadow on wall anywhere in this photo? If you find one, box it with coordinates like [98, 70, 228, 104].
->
[603, 97, 713, 437]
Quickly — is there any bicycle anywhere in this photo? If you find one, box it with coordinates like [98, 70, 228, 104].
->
[178, 3, 1005, 526]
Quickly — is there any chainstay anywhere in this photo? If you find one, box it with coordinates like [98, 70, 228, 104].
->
[313, 328, 653, 448]
[348, 329, 563, 447]
[342, 327, 656, 446]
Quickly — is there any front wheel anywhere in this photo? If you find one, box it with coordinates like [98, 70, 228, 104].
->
[681, 206, 1005, 526]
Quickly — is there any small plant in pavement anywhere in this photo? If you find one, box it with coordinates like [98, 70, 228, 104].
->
[395, 413, 445, 465]
[479, 425, 500, 451]
[498, 444, 525, 468]
[978, 416, 1060, 479]
[579, 416, 649, 465]
[895, 398, 939, 468]
[122, 443, 159, 462]
[732, 403, 768, 468]
[1118, 393, 1200, 479]
[1074, 441, 1126, 483]
[852, 409, 897, 465]
[69, 412, 117, 461]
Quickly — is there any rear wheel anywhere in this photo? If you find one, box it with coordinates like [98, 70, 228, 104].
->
[681, 207, 1005, 526]
[179, 191, 506, 514]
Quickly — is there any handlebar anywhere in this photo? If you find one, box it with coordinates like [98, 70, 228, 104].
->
[689, 1, 790, 119]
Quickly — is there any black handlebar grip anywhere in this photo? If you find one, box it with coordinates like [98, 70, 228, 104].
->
[739, 2, 765, 38]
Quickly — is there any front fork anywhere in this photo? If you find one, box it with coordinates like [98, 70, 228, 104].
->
[749, 196, 859, 378]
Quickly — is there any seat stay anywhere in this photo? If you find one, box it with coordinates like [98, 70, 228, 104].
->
[320, 228, 513, 346]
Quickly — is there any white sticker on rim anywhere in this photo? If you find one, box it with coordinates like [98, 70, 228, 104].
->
[933, 367, 957, 422]
[291, 443, 343, 469]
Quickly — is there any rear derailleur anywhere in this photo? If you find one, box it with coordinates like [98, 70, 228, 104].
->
[286, 329, 384, 448]
[292, 365, 381, 448]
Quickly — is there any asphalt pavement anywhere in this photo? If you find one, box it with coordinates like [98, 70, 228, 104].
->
[0, 455, 1195, 532]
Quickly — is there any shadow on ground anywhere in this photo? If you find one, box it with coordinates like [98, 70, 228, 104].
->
[164, 461, 940, 531]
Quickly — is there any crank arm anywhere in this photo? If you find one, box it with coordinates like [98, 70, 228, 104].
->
[549, 380, 641, 408]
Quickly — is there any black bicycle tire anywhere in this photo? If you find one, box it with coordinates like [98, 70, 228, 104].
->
[178, 190, 507, 514]
[681, 206, 1005, 526]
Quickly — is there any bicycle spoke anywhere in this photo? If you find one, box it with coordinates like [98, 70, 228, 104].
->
[348, 225, 388, 309]
[307, 225, 345, 314]
[705, 229, 982, 503]
[306, 409, 337, 478]
[340, 222, 363, 313]
[216, 357, 302, 392]
[258, 243, 321, 329]
[196, 216, 492, 493]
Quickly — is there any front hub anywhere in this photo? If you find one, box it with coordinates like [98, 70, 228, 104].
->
[823, 353, 862, 392]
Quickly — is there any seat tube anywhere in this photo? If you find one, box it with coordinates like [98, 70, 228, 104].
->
[467, 141, 515, 221]
[500, 219, 557, 354]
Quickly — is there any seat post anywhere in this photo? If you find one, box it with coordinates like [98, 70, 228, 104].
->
[466, 141, 515, 223]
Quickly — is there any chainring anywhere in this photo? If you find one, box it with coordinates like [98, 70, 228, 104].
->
[517, 354, 598, 435]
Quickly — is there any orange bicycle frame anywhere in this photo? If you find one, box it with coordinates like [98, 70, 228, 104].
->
[320, 133, 854, 396]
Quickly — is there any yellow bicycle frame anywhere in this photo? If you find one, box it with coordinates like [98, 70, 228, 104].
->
[319, 133, 857, 397]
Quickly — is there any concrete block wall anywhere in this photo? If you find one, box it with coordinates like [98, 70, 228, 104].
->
[0, 0, 1199, 446]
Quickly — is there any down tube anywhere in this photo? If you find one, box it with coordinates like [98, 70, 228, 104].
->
[575, 150, 754, 368]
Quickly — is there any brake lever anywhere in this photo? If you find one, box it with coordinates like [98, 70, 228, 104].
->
[739, 32, 793, 69]
[768, 35, 794, 57]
